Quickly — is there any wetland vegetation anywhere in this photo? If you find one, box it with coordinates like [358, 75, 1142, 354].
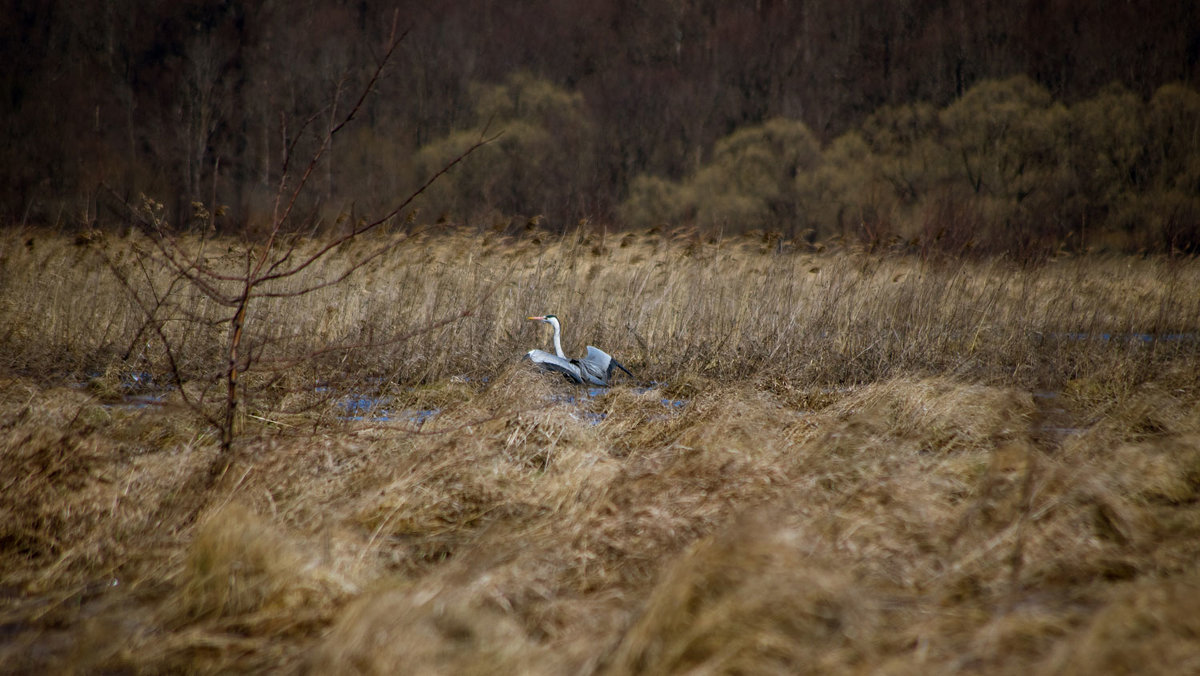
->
[2, 229, 1199, 673]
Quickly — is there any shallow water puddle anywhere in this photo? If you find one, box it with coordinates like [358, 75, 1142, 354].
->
[1045, 332, 1198, 344]
[92, 373, 688, 426]
[634, 383, 690, 410]
[336, 394, 439, 424]
[118, 393, 168, 409]
[89, 370, 171, 411]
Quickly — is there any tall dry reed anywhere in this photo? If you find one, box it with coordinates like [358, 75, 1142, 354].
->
[2, 228, 1196, 393]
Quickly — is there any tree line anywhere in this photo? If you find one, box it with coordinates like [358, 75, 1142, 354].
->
[621, 77, 1200, 254]
[2, 0, 1198, 252]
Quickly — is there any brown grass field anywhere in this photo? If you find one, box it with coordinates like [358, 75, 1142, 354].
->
[2, 227, 1200, 674]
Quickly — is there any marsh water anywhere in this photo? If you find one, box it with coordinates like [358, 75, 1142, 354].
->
[94, 328, 1197, 430]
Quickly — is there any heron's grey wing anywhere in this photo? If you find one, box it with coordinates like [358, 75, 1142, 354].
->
[579, 345, 633, 386]
[526, 349, 584, 384]
[602, 348, 635, 379]
[584, 345, 635, 382]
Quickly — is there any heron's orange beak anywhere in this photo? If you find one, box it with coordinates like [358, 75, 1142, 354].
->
[527, 315, 546, 321]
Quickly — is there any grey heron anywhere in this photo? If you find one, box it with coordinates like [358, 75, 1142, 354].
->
[525, 314, 634, 386]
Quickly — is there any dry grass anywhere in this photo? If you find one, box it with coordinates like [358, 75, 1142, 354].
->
[1, 229, 1199, 673]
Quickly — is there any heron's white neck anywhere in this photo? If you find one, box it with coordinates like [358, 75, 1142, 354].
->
[548, 317, 566, 359]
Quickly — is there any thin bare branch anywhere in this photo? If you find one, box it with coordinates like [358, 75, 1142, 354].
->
[253, 133, 498, 290]
[98, 244, 221, 431]
[266, 26, 408, 259]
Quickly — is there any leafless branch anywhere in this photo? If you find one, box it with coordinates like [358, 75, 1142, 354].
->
[100, 18, 500, 479]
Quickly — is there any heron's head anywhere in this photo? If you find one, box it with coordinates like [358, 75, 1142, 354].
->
[527, 314, 559, 328]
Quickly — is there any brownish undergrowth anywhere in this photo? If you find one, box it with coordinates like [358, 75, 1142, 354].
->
[1, 230, 1199, 673]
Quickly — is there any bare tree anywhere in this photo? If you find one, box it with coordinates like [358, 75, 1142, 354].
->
[105, 17, 495, 480]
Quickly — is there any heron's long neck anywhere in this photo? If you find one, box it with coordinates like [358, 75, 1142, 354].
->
[551, 320, 565, 359]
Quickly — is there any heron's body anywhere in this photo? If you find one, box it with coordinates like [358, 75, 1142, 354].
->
[525, 315, 633, 386]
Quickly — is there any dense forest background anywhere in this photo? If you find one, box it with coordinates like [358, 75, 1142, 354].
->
[3, 0, 1199, 253]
